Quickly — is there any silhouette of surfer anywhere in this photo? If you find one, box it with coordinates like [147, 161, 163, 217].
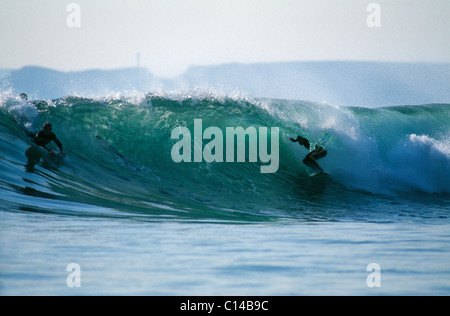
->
[25, 122, 65, 171]
[290, 135, 327, 173]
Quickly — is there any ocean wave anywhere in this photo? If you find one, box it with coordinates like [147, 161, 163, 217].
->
[1, 91, 449, 221]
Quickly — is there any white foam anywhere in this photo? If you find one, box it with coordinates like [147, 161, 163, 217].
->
[384, 134, 450, 194]
[0, 91, 39, 125]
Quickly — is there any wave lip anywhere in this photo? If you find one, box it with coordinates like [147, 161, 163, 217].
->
[385, 133, 450, 194]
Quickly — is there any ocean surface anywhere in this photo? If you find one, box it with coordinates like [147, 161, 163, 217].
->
[1, 91, 449, 295]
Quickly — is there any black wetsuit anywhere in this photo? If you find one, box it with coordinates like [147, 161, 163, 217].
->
[33, 131, 63, 153]
[303, 145, 327, 171]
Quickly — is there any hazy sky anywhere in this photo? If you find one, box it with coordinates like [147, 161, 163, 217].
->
[1, 0, 449, 77]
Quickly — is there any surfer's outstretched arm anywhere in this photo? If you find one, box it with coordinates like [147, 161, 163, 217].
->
[290, 136, 310, 150]
[53, 137, 64, 154]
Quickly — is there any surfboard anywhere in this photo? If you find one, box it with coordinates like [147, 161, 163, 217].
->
[43, 151, 67, 165]
[54, 152, 67, 159]
[309, 170, 328, 177]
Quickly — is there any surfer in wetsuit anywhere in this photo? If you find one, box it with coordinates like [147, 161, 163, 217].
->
[25, 122, 65, 171]
[290, 135, 327, 173]
[33, 123, 65, 156]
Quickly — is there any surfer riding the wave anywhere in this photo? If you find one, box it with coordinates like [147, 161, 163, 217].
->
[25, 122, 66, 171]
[290, 135, 327, 174]
[32, 122, 65, 157]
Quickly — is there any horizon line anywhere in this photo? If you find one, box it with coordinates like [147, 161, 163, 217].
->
[3, 59, 450, 78]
